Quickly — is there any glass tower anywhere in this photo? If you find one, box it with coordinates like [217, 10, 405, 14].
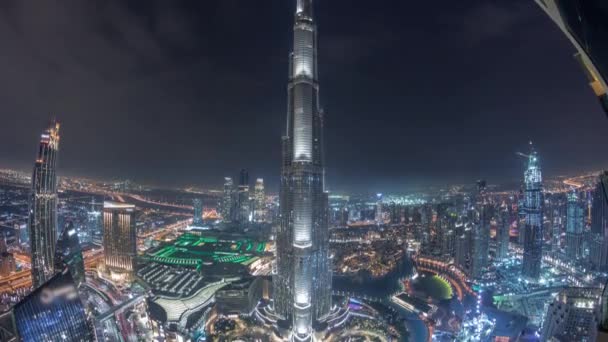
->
[192, 198, 204, 227]
[471, 180, 490, 278]
[590, 172, 608, 270]
[103, 201, 136, 281]
[497, 203, 511, 261]
[274, 0, 332, 340]
[565, 191, 584, 259]
[28, 121, 61, 289]
[222, 177, 234, 222]
[12, 270, 95, 342]
[254, 178, 266, 223]
[522, 144, 543, 280]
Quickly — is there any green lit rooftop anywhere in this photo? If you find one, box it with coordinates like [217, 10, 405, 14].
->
[143, 233, 269, 269]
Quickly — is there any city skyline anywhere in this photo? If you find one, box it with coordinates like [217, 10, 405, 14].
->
[2, 1, 608, 341]
[0, 1, 606, 192]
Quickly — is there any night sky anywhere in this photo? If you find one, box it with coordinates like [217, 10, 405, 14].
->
[0, 0, 606, 192]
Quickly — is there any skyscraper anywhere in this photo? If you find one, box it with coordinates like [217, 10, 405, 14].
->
[103, 201, 136, 281]
[192, 198, 204, 227]
[471, 180, 490, 278]
[222, 177, 234, 222]
[541, 287, 600, 342]
[522, 145, 544, 280]
[565, 191, 584, 259]
[273, 0, 332, 339]
[237, 169, 250, 223]
[496, 203, 511, 261]
[375, 193, 383, 225]
[253, 178, 266, 223]
[535, 0, 608, 117]
[87, 198, 102, 245]
[28, 121, 61, 289]
[12, 269, 96, 342]
[590, 172, 608, 270]
[54, 222, 85, 287]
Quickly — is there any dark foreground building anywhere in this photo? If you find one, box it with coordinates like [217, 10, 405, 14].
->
[535, 0, 608, 116]
[12, 270, 95, 342]
[54, 221, 86, 287]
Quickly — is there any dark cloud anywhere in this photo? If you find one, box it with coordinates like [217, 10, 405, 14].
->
[0, 0, 605, 193]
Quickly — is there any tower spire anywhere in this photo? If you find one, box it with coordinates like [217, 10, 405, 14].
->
[274, 0, 331, 340]
[296, 0, 313, 20]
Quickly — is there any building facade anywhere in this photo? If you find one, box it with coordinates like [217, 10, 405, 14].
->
[375, 193, 383, 225]
[496, 203, 511, 261]
[192, 198, 204, 227]
[0, 237, 15, 277]
[28, 121, 61, 289]
[565, 191, 584, 259]
[253, 178, 266, 223]
[522, 146, 543, 280]
[222, 177, 234, 222]
[273, 0, 332, 339]
[541, 287, 600, 342]
[471, 180, 490, 278]
[103, 201, 137, 281]
[54, 222, 85, 287]
[590, 172, 608, 271]
[12, 270, 95, 342]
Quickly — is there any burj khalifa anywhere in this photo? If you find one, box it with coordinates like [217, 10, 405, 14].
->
[273, 0, 332, 340]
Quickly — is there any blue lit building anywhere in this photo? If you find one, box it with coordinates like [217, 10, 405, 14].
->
[565, 191, 584, 259]
[12, 270, 95, 342]
[521, 144, 543, 280]
[192, 198, 204, 227]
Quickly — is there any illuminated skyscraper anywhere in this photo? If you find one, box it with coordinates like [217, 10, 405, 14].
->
[12, 269, 95, 342]
[222, 177, 234, 222]
[535, 0, 608, 117]
[87, 198, 102, 244]
[273, 0, 332, 339]
[471, 180, 490, 278]
[375, 193, 383, 225]
[565, 191, 584, 259]
[28, 121, 61, 288]
[253, 178, 266, 223]
[521, 144, 543, 280]
[103, 201, 136, 281]
[237, 169, 250, 223]
[54, 222, 85, 287]
[192, 198, 204, 227]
